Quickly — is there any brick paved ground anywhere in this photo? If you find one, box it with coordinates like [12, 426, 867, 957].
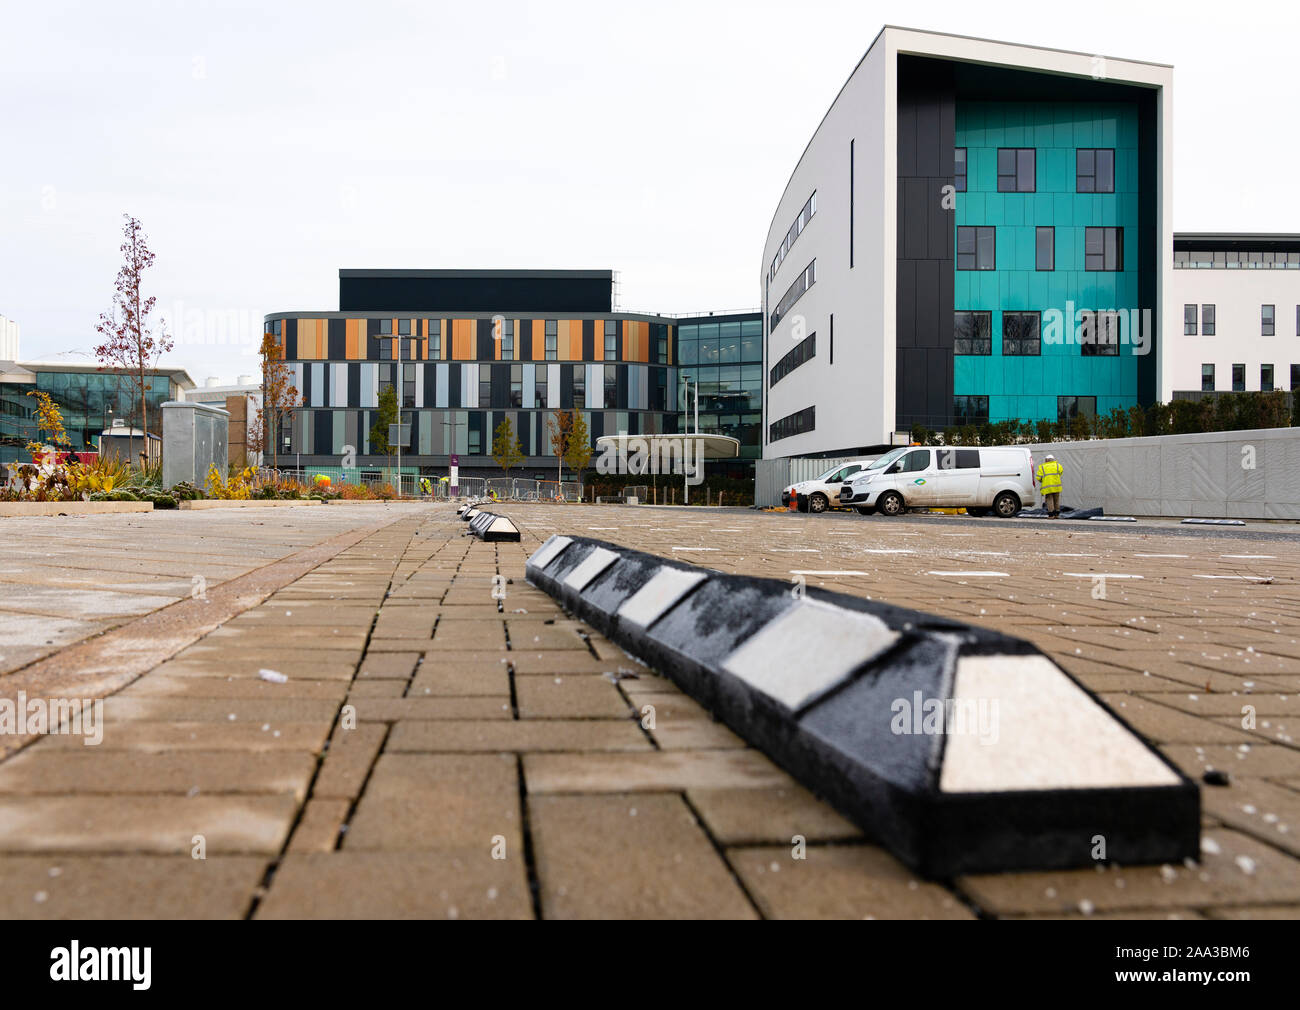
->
[0, 501, 1297, 918]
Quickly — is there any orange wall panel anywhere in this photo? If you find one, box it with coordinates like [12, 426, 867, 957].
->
[532, 320, 544, 360]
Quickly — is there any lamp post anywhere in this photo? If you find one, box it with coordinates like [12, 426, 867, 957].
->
[680, 373, 699, 506]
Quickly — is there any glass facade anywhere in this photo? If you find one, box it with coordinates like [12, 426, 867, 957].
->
[674, 315, 763, 464]
[0, 368, 180, 464]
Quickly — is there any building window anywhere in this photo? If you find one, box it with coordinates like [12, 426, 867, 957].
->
[571, 364, 585, 405]
[378, 363, 394, 395]
[1184, 304, 1198, 335]
[604, 320, 617, 361]
[379, 338, 392, 361]
[545, 319, 557, 360]
[1036, 227, 1054, 271]
[1232, 363, 1245, 391]
[402, 363, 415, 408]
[1175, 249, 1300, 269]
[952, 395, 989, 425]
[768, 191, 817, 283]
[1261, 364, 1275, 392]
[510, 364, 523, 407]
[500, 319, 515, 361]
[953, 311, 991, 355]
[768, 405, 815, 443]
[997, 148, 1035, 192]
[1058, 396, 1097, 422]
[604, 364, 617, 404]
[1076, 148, 1115, 193]
[1081, 311, 1122, 357]
[398, 319, 411, 336]
[1002, 311, 1041, 356]
[479, 369, 491, 406]
[1085, 227, 1123, 271]
[535, 367, 548, 406]
[1202, 364, 1215, 392]
[769, 332, 815, 387]
[1292, 364, 1300, 391]
[954, 148, 967, 192]
[769, 260, 816, 330]
[957, 226, 995, 271]
[657, 335, 667, 364]
[1262, 304, 1275, 336]
[1202, 305, 1215, 336]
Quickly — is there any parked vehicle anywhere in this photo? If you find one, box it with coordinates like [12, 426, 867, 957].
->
[840, 446, 1035, 518]
[783, 458, 876, 513]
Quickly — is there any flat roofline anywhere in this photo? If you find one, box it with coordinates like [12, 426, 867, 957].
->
[10, 361, 195, 386]
[1175, 233, 1300, 243]
[339, 269, 613, 279]
[264, 309, 679, 323]
[765, 24, 1171, 249]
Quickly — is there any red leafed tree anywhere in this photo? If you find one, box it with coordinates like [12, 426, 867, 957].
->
[258, 331, 299, 469]
[94, 215, 173, 466]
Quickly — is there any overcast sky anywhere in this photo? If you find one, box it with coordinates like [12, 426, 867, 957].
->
[2, 0, 1297, 383]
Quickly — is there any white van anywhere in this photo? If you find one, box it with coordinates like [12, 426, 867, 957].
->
[782, 458, 876, 513]
[840, 446, 1035, 518]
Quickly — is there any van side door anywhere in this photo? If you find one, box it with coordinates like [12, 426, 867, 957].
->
[933, 448, 982, 505]
[893, 449, 938, 505]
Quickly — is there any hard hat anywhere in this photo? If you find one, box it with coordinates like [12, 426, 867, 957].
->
[1045, 454, 1055, 460]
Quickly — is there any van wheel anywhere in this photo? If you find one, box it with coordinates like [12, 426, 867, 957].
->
[808, 492, 829, 514]
[877, 491, 905, 517]
[856, 506, 874, 516]
[993, 491, 1021, 518]
[966, 507, 989, 517]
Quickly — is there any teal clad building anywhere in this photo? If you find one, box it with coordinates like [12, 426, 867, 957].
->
[953, 100, 1144, 425]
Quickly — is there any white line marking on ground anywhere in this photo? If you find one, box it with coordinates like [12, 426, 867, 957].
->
[927, 571, 1010, 577]
[1062, 573, 1144, 579]
[1194, 574, 1274, 581]
[1135, 554, 1187, 558]
[1221, 555, 1275, 560]
[790, 570, 870, 576]
[671, 546, 719, 551]
[1046, 553, 1098, 557]
[958, 551, 1010, 556]
[771, 548, 821, 552]
[865, 549, 914, 554]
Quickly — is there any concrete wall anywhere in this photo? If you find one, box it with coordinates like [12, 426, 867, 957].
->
[1024, 427, 1300, 519]
[162, 401, 229, 490]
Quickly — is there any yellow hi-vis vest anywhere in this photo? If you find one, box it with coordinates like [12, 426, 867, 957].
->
[1036, 459, 1064, 495]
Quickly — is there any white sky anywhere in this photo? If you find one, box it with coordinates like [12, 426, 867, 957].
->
[2, 0, 1297, 384]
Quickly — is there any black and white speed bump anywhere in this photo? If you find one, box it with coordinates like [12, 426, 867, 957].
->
[526, 534, 1199, 877]
[466, 510, 521, 542]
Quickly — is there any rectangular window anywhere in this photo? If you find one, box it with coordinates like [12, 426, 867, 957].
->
[1057, 395, 1097, 422]
[954, 148, 967, 192]
[398, 319, 411, 336]
[1202, 304, 1215, 336]
[1201, 364, 1215, 392]
[1002, 311, 1041, 356]
[953, 311, 992, 355]
[604, 320, 617, 361]
[379, 319, 393, 336]
[1262, 304, 1275, 336]
[1081, 311, 1122, 356]
[1076, 148, 1115, 193]
[572, 364, 585, 405]
[1261, 364, 1275, 392]
[769, 190, 818, 282]
[769, 332, 815, 386]
[1292, 364, 1300, 390]
[509, 364, 522, 407]
[402, 363, 415, 408]
[604, 364, 617, 404]
[1232, 363, 1245, 391]
[768, 405, 815, 443]
[500, 319, 515, 361]
[1085, 227, 1123, 271]
[1184, 304, 1198, 336]
[957, 226, 995, 271]
[379, 338, 392, 361]
[952, 395, 989, 425]
[769, 260, 816, 330]
[1036, 227, 1054, 271]
[479, 370, 490, 406]
[657, 337, 667, 363]
[545, 319, 557, 360]
[535, 367, 548, 406]
[997, 148, 1035, 192]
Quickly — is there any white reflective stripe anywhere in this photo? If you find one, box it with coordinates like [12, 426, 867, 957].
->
[563, 547, 619, 590]
[721, 600, 898, 711]
[617, 568, 706, 629]
[527, 536, 573, 571]
[938, 655, 1180, 793]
